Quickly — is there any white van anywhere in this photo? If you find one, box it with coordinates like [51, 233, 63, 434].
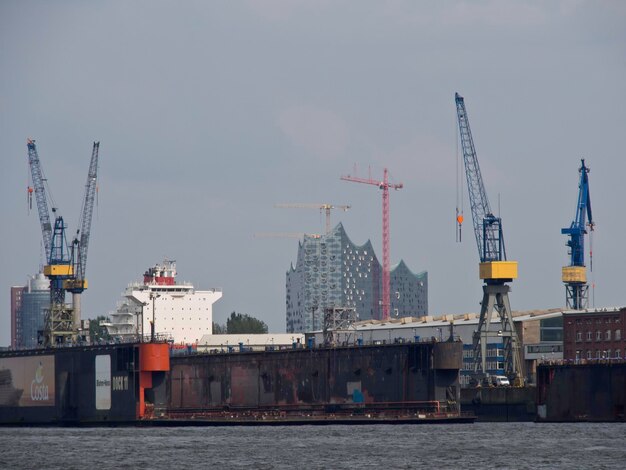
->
[491, 375, 510, 387]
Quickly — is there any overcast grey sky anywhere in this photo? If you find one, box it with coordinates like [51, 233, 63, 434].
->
[1, 1, 625, 346]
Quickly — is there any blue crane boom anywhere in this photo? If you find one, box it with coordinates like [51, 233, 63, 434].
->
[27, 139, 53, 262]
[454, 93, 506, 263]
[70, 141, 100, 290]
[562, 159, 593, 267]
[561, 159, 594, 309]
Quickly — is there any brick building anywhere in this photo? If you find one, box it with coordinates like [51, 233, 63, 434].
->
[10, 286, 24, 349]
[563, 307, 626, 361]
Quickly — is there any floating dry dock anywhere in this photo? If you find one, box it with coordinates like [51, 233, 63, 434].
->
[0, 340, 472, 425]
[536, 361, 626, 422]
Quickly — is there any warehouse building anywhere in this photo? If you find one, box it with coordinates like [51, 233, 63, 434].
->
[305, 308, 565, 386]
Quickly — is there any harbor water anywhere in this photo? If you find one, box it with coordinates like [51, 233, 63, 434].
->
[1, 422, 625, 469]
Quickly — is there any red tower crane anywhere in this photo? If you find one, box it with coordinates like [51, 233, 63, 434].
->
[341, 168, 403, 320]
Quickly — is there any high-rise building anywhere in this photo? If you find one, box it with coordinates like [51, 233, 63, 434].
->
[286, 223, 427, 333]
[10, 286, 24, 349]
[11, 273, 50, 349]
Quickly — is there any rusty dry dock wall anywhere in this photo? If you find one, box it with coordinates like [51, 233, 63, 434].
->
[166, 343, 461, 412]
[536, 362, 626, 422]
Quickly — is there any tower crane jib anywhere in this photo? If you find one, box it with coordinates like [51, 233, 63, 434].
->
[275, 203, 351, 234]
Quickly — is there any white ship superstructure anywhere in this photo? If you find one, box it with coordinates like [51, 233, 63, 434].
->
[103, 260, 222, 343]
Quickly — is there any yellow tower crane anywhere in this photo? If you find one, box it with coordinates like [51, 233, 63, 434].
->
[275, 203, 351, 234]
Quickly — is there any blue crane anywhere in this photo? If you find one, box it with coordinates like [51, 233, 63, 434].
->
[561, 159, 594, 309]
[27, 140, 74, 345]
[27, 139, 100, 346]
[455, 93, 523, 385]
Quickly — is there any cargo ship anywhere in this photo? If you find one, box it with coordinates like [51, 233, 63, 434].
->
[101, 259, 222, 344]
[0, 339, 473, 425]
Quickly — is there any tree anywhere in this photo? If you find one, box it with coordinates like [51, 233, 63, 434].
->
[224, 312, 268, 334]
[212, 322, 227, 334]
[89, 315, 110, 342]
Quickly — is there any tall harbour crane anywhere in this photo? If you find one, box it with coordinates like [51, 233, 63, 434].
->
[27, 139, 74, 346]
[561, 159, 594, 310]
[27, 139, 100, 346]
[275, 203, 351, 234]
[66, 142, 100, 327]
[341, 168, 402, 320]
[455, 93, 523, 384]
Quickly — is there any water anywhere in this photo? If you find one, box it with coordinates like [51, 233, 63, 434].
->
[1, 423, 625, 469]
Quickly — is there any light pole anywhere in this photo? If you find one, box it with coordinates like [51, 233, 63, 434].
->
[311, 303, 318, 331]
[149, 292, 161, 342]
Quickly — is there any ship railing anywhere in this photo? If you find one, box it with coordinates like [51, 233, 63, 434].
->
[538, 357, 626, 367]
[165, 400, 452, 419]
[314, 337, 459, 349]
[89, 333, 172, 346]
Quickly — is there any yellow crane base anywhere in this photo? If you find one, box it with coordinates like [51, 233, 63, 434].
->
[44, 264, 74, 276]
[63, 279, 88, 290]
[479, 261, 518, 280]
[562, 266, 586, 283]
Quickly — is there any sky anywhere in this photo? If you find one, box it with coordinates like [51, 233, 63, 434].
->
[1, 0, 625, 346]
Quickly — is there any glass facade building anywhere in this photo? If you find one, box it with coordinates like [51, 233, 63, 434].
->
[286, 223, 427, 333]
[15, 273, 50, 349]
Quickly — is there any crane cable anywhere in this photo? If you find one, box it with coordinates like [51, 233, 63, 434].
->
[589, 228, 593, 272]
[589, 225, 594, 306]
[455, 113, 464, 242]
[27, 159, 32, 213]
